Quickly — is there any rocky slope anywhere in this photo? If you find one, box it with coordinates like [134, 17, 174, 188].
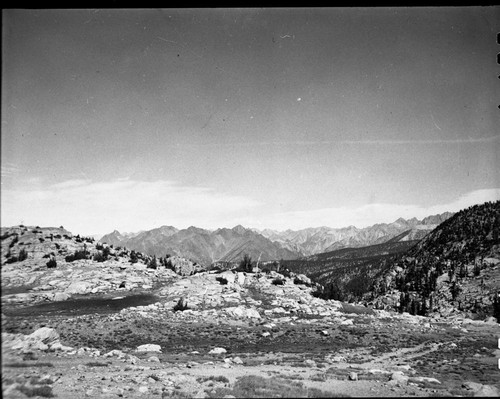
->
[0, 225, 204, 307]
[281, 239, 419, 302]
[366, 200, 500, 319]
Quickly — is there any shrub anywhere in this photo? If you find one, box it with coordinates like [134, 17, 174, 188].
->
[197, 375, 230, 383]
[165, 258, 175, 271]
[493, 295, 500, 323]
[238, 254, 253, 272]
[22, 352, 38, 361]
[93, 251, 108, 262]
[272, 278, 285, 286]
[148, 256, 158, 269]
[173, 297, 188, 312]
[280, 268, 293, 278]
[46, 258, 57, 268]
[216, 276, 228, 285]
[85, 361, 110, 367]
[148, 374, 161, 381]
[18, 248, 28, 261]
[4, 362, 54, 368]
[17, 384, 54, 398]
[9, 235, 19, 247]
[1, 232, 12, 240]
[65, 250, 88, 262]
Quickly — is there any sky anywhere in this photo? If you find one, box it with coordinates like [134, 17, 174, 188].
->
[2, 7, 499, 235]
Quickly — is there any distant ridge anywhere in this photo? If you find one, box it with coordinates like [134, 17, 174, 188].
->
[100, 212, 454, 266]
[101, 225, 299, 266]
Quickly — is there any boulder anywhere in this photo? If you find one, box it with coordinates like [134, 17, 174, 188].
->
[103, 349, 126, 358]
[295, 274, 312, 285]
[219, 271, 236, 285]
[50, 342, 74, 351]
[236, 272, 246, 286]
[209, 347, 227, 354]
[52, 292, 70, 302]
[389, 372, 409, 385]
[232, 356, 244, 365]
[9, 327, 60, 352]
[136, 344, 162, 353]
[225, 306, 261, 319]
[29, 327, 60, 345]
[463, 382, 500, 397]
[65, 281, 92, 294]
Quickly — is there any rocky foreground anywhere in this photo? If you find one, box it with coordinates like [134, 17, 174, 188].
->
[2, 264, 500, 398]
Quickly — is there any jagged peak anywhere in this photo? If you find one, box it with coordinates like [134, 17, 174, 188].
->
[232, 225, 248, 234]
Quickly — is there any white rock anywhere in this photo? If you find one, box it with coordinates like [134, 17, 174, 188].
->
[29, 327, 60, 345]
[219, 271, 236, 284]
[232, 356, 243, 364]
[209, 347, 227, 354]
[138, 386, 149, 394]
[225, 306, 261, 319]
[52, 292, 70, 301]
[65, 281, 92, 294]
[136, 344, 162, 353]
[103, 349, 126, 358]
[412, 376, 441, 384]
[236, 272, 246, 286]
[390, 372, 409, 384]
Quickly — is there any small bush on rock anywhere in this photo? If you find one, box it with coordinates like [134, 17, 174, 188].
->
[46, 258, 57, 268]
[93, 251, 108, 262]
[18, 248, 28, 261]
[216, 276, 228, 285]
[272, 278, 285, 286]
[65, 249, 88, 262]
[173, 297, 188, 312]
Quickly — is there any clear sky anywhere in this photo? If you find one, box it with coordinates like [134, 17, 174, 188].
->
[2, 7, 499, 235]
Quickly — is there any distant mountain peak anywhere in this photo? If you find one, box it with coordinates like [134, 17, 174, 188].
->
[232, 225, 248, 234]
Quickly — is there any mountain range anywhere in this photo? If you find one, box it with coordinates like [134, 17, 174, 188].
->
[99, 212, 454, 267]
